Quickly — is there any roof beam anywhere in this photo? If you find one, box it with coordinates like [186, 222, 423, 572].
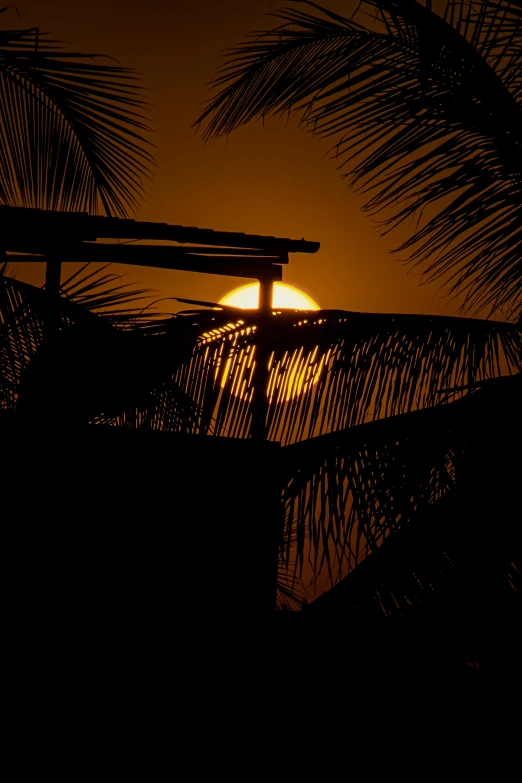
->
[0, 206, 320, 254]
[9, 249, 283, 281]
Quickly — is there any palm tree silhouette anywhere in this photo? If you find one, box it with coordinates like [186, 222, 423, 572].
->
[191, 0, 522, 669]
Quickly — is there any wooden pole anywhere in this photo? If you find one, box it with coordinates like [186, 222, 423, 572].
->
[250, 277, 279, 609]
[250, 277, 274, 441]
[258, 278, 273, 313]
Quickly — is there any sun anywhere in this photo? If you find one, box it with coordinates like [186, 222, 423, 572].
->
[216, 282, 324, 403]
[219, 282, 319, 310]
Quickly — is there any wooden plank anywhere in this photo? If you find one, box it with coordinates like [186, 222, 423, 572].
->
[9, 250, 283, 281]
[0, 205, 320, 254]
[5, 241, 288, 264]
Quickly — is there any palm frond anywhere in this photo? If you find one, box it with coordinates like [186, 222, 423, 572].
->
[0, 266, 203, 425]
[280, 371, 521, 591]
[0, 263, 43, 408]
[165, 307, 522, 444]
[195, 0, 522, 319]
[60, 263, 159, 327]
[300, 369, 521, 673]
[277, 565, 307, 610]
[0, 22, 154, 215]
[442, 0, 522, 95]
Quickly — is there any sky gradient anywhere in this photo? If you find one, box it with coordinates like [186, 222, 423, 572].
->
[12, 0, 471, 317]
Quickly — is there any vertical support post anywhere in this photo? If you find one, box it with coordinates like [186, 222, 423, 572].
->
[250, 276, 274, 441]
[258, 278, 273, 313]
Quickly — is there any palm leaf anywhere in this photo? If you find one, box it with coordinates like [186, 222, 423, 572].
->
[166, 306, 522, 444]
[0, 266, 203, 426]
[277, 564, 307, 610]
[0, 262, 43, 408]
[301, 371, 521, 672]
[195, 0, 522, 318]
[0, 13, 153, 215]
[60, 263, 159, 327]
[443, 0, 522, 95]
[280, 371, 521, 592]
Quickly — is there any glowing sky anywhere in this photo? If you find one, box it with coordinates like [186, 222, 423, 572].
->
[11, 0, 468, 317]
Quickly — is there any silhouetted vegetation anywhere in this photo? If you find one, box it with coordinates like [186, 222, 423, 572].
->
[195, 0, 522, 675]
[1, 2, 521, 680]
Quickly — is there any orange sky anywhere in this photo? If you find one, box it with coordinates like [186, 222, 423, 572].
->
[12, 0, 471, 317]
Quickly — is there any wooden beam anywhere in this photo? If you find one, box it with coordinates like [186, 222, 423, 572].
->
[4, 242, 289, 264]
[10, 250, 283, 282]
[0, 206, 321, 254]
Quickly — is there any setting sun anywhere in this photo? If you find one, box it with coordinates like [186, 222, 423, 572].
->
[214, 282, 324, 402]
[219, 282, 319, 310]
